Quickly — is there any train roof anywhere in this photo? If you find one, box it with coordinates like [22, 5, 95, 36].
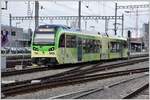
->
[108, 35, 127, 41]
[38, 24, 127, 41]
[63, 30, 127, 41]
[38, 24, 70, 29]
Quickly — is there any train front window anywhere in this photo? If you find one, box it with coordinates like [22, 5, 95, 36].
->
[33, 29, 55, 44]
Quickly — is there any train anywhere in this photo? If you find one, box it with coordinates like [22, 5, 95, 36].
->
[31, 24, 128, 65]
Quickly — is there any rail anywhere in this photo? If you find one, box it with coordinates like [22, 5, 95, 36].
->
[2, 64, 148, 97]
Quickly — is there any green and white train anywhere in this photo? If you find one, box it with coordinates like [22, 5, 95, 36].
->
[31, 24, 128, 65]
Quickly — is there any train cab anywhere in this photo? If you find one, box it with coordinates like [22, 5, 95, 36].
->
[31, 25, 69, 65]
[108, 36, 128, 59]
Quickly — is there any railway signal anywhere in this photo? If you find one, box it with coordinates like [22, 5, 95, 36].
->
[127, 30, 131, 59]
[1, 1, 8, 10]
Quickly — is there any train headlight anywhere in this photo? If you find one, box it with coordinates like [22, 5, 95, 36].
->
[34, 51, 38, 54]
[49, 47, 54, 51]
[33, 47, 39, 51]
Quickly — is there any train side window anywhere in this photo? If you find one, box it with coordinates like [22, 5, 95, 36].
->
[116, 43, 120, 52]
[78, 37, 82, 46]
[89, 40, 93, 53]
[59, 34, 77, 48]
[95, 40, 100, 52]
[82, 39, 86, 53]
[83, 39, 100, 53]
[59, 34, 65, 47]
[66, 35, 71, 48]
[71, 35, 76, 48]
[85, 39, 90, 53]
[110, 42, 116, 52]
[110, 42, 121, 52]
[123, 41, 127, 48]
[66, 35, 77, 48]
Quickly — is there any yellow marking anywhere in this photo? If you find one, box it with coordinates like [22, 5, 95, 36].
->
[31, 51, 56, 57]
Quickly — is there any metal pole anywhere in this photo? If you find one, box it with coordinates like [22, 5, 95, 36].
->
[78, 1, 81, 31]
[127, 30, 131, 59]
[136, 8, 138, 38]
[85, 21, 87, 30]
[122, 14, 124, 37]
[35, 1, 39, 30]
[114, 3, 117, 35]
[105, 18, 108, 34]
[9, 14, 12, 47]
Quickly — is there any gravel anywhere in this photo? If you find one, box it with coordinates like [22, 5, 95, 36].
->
[80, 74, 148, 99]
[2, 57, 148, 82]
[2, 67, 74, 82]
[4, 61, 149, 99]
[131, 88, 149, 99]
[6, 73, 148, 99]
[88, 61, 149, 75]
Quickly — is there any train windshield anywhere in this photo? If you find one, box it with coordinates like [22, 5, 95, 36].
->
[33, 28, 55, 44]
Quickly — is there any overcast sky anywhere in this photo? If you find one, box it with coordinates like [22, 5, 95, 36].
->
[1, 1, 149, 37]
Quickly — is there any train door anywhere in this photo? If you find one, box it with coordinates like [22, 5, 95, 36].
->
[120, 41, 123, 58]
[77, 37, 82, 61]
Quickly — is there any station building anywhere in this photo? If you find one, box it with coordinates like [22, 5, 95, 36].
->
[1, 25, 32, 47]
[129, 22, 149, 52]
[142, 23, 149, 52]
[130, 38, 143, 52]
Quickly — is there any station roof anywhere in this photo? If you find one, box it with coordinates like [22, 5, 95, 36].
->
[130, 38, 143, 43]
[108, 35, 127, 41]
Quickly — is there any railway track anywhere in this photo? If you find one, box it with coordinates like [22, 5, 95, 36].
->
[129, 86, 149, 99]
[50, 74, 148, 99]
[6, 59, 31, 68]
[2, 53, 149, 77]
[1, 57, 149, 97]
[2, 62, 94, 77]
[123, 83, 149, 99]
[2, 57, 148, 87]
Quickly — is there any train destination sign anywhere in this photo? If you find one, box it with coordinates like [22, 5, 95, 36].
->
[38, 28, 55, 32]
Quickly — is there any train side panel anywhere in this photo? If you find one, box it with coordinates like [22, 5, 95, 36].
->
[101, 36, 109, 60]
[122, 41, 128, 58]
[82, 35, 101, 62]
[109, 38, 122, 59]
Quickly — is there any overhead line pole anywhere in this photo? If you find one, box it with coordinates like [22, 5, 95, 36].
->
[136, 8, 139, 38]
[122, 14, 124, 37]
[114, 3, 117, 35]
[105, 18, 108, 34]
[117, 4, 150, 37]
[78, 0, 81, 31]
[35, 1, 39, 30]
[9, 14, 12, 47]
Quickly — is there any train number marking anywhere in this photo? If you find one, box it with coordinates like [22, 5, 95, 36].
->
[49, 52, 55, 55]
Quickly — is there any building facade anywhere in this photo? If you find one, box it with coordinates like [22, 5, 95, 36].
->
[1, 25, 32, 47]
[142, 23, 149, 51]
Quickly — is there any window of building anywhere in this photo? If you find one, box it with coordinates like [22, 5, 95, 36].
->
[11, 31, 16, 36]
